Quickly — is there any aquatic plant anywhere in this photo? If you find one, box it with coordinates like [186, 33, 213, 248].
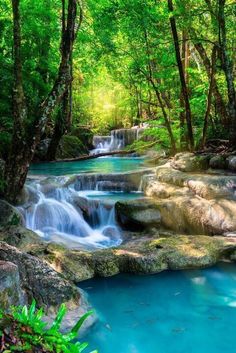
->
[0, 300, 97, 353]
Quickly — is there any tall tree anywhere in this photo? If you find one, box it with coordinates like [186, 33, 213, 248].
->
[168, 0, 194, 150]
[3, 0, 81, 202]
[218, 0, 236, 149]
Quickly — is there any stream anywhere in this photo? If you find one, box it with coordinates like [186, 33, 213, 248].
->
[20, 155, 236, 353]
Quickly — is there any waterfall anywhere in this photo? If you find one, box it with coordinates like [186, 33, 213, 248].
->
[91, 127, 147, 155]
[18, 178, 122, 249]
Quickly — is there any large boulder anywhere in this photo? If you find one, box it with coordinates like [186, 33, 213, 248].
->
[56, 135, 88, 159]
[0, 200, 23, 229]
[0, 241, 80, 311]
[115, 199, 161, 230]
[171, 152, 210, 172]
[0, 261, 22, 309]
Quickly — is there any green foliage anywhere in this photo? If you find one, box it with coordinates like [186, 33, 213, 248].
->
[0, 300, 97, 353]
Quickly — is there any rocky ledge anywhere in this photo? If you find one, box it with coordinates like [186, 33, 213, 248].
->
[1, 226, 236, 284]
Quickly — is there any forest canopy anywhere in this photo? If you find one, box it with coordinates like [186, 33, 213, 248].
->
[0, 0, 235, 200]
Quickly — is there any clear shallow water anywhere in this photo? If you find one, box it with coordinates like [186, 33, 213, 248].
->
[30, 157, 145, 176]
[81, 263, 236, 353]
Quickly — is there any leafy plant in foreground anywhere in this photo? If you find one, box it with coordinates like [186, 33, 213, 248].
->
[0, 300, 97, 353]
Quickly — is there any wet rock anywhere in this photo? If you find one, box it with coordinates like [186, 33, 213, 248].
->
[171, 153, 210, 172]
[227, 156, 236, 171]
[0, 261, 22, 309]
[0, 200, 23, 229]
[116, 199, 161, 230]
[209, 155, 227, 169]
[32, 235, 236, 279]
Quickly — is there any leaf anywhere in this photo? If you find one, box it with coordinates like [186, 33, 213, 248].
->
[50, 304, 67, 331]
[71, 310, 93, 335]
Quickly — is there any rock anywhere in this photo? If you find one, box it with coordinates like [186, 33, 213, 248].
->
[70, 127, 93, 149]
[115, 199, 161, 230]
[70, 169, 153, 192]
[0, 226, 44, 251]
[209, 155, 227, 169]
[227, 156, 236, 171]
[0, 241, 80, 311]
[171, 152, 210, 172]
[31, 235, 236, 279]
[0, 261, 22, 309]
[0, 200, 23, 228]
[56, 135, 88, 159]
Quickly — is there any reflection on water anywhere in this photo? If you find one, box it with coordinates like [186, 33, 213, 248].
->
[80, 263, 236, 353]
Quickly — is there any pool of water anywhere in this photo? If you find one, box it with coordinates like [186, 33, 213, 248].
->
[81, 263, 236, 353]
[30, 157, 146, 176]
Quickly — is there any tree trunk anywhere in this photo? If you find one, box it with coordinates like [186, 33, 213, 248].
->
[168, 0, 194, 151]
[179, 31, 189, 150]
[193, 41, 228, 126]
[218, 0, 236, 149]
[4, 0, 80, 202]
[201, 46, 217, 147]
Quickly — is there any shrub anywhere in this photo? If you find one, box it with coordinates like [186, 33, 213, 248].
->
[0, 300, 97, 353]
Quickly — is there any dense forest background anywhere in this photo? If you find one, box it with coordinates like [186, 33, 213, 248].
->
[0, 0, 235, 200]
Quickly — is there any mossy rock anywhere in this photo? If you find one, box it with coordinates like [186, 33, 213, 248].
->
[56, 135, 88, 159]
[70, 127, 93, 149]
[0, 200, 23, 229]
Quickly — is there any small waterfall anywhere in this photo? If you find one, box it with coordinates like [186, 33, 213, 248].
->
[91, 127, 147, 155]
[18, 179, 122, 249]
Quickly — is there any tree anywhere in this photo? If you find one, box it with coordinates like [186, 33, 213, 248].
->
[3, 0, 81, 202]
[168, 0, 194, 150]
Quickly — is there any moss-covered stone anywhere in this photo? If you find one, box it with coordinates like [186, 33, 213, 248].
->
[56, 135, 88, 159]
[0, 200, 23, 229]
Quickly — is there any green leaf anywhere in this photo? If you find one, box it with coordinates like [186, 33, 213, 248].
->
[71, 310, 93, 335]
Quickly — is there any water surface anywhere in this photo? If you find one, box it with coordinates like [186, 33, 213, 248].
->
[30, 157, 145, 176]
[81, 263, 236, 353]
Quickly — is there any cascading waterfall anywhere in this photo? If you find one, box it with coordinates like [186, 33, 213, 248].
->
[91, 127, 147, 155]
[18, 178, 122, 249]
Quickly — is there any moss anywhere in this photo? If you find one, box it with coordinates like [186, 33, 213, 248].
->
[56, 135, 88, 159]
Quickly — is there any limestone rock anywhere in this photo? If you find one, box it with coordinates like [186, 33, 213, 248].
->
[115, 199, 161, 230]
[0, 200, 23, 228]
[171, 152, 210, 172]
[32, 235, 236, 280]
[0, 261, 22, 309]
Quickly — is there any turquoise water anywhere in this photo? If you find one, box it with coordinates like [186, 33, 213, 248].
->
[30, 157, 145, 176]
[81, 263, 236, 353]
